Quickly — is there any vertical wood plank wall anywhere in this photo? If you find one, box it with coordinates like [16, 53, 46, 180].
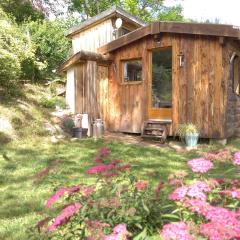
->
[97, 65, 109, 126]
[75, 61, 99, 118]
[106, 34, 226, 138]
[72, 19, 114, 54]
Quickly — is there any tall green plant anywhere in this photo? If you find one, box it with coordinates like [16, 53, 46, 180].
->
[0, 8, 36, 88]
[26, 19, 74, 80]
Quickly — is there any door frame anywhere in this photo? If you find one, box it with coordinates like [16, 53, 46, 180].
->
[148, 46, 173, 120]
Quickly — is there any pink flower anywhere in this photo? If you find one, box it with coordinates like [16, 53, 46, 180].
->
[183, 199, 209, 216]
[117, 164, 131, 171]
[135, 180, 149, 190]
[221, 189, 240, 199]
[155, 180, 164, 198]
[48, 203, 81, 231]
[45, 187, 68, 208]
[45, 185, 81, 208]
[67, 185, 80, 194]
[104, 224, 129, 240]
[233, 151, 240, 165]
[98, 147, 111, 157]
[111, 159, 121, 165]
[112, 224, 128, 234]
[188, 158, 213, 173]
[169, 186, 188, 201]
[86, 163, 114, 174]
[160, 222, 192, 240]
[200, 222, 240, 240]
[187, 181, 211, 201]
[82, 186, 95, 197]
[103, 173, 119, 178]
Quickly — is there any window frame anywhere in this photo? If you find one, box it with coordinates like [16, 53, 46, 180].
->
[232, 54, 240, 96]
[120, 58, 143, 85]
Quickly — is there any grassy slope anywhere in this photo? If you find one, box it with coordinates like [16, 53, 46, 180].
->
[0, 84, 239, 239]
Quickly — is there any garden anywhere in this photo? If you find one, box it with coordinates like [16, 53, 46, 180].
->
[33, 143, 240, 240]
[1, 133, 240, 240]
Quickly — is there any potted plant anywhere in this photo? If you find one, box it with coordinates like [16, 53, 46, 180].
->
[177, 123, 199, 147]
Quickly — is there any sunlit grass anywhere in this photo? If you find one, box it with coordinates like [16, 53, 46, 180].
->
[0, 136, 239, 239]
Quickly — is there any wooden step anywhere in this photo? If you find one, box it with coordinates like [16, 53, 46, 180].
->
[141, 120, 169, 143]
[145, 127, 166, 131]
[147, 119, 172, 124]
[142, 135, 164, 139]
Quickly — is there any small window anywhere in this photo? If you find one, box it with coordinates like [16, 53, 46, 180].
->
[233, 55, 240, 95]
[120, 28, 131, 36]
[122, 59, 142, 82]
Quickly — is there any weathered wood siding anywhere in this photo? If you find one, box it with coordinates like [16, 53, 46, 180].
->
[72, 19, 114, 54]
[97, 65, 109, 126]
[106, 34, 226, 137]
[223, 41, 240, 138]
[75, 61, 99, 118]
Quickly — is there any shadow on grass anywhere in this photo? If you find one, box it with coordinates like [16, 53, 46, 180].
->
[0, 137, 239, 239]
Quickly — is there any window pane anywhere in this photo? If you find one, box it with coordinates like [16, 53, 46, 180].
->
[233, 56, 240, 95]
[123, 60, 142, 82]
[152, 48, 172, 108]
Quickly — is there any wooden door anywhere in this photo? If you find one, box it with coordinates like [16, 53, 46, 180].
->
[148, 47, 172, 120]
[97, 65, 109, 125]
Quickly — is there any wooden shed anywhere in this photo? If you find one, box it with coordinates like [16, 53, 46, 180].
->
[60, 7, 240, 140]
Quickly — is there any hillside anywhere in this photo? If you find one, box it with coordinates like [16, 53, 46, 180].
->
[0, 83, 69, 145]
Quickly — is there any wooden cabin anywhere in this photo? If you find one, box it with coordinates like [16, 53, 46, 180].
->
[59, 7, 240, 140]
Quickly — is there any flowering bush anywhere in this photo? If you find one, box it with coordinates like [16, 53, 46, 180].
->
[33, 147, 173, 239]
[33, 147, 240, 239]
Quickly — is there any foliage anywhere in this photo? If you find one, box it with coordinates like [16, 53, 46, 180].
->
[25, 16, 79, 81]
[25, 19, 71, 80]
[63, 118, 75, 131]
[0, 113, 240, 240]
[33, 147, 173, 239]
[69, 0, 120, 20]
[0, 7, 37, 88]
[177, 123, 199, 138]
[122, 0, 184, 22]
[69, 0, 184, 22]
[0, 0, 44, 24]
[40, 96, 66, 109]
[32, 146, 240, 239]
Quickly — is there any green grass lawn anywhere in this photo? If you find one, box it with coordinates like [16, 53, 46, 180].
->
[0, 136, 239, 239]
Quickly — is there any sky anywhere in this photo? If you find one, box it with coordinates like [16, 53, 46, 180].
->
[166, 0, 240, 26]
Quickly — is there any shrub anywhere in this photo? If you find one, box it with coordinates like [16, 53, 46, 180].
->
[33, 148, 240, 239]
[0, 49, 21, 87]
[63, 118, 75, 131]
[0, 7, 37, 87]
[26, 19, 72, 80]
[40, 96, 66, 109]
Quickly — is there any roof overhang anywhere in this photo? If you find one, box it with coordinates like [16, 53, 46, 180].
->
[58, 50, 113, 74]
[65, 6, 146, 38]
[98, 21, 240, 54]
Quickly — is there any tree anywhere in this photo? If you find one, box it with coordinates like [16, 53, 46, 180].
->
[0, 0, 44, 23]
[0, 7, 36, 87]
[68, 0, 184, 22]
[25, 18, 78, 80]
[69, 0, 120, 20]
[122, 0, 183, 22]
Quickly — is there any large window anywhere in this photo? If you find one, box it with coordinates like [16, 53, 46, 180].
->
[233, 55, 240, 96]
[122, 59, 142, 82]
[152, 48, 172, 108]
